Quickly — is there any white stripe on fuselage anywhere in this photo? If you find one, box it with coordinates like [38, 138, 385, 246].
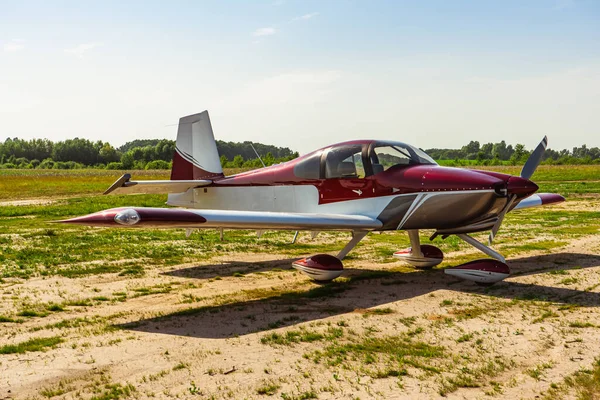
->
[168, 185, 496, 223]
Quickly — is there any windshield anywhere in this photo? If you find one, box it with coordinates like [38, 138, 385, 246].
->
[371, 142, 437, 173]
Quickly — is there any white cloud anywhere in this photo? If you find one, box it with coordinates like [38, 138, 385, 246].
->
[252, 27, 277, 37]
[272, 0, 284, 5]
[64, 42, 103, 58]
[293, 12, 319, 21]
[3, 39, 24, 52]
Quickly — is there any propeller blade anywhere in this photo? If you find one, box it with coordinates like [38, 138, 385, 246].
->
[488, 194, 517, 245]
[520, 136, 548, 180]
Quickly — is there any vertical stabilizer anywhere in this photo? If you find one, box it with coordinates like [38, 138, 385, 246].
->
[170, 111, 224, 180]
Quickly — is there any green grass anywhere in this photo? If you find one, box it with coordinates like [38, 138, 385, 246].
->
[0, 336, 63, 354]
[362, 307, 395, 317]
[569, 321, 596, 328]
[90, 383, 136, 400]
[308, 333, 444, 368]
[261, 327, 343, 346]
[256, 382, 280, 395]
[555, 359, 600, 400]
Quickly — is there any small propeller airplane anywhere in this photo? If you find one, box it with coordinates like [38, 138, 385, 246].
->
[61, 111, 565, 285]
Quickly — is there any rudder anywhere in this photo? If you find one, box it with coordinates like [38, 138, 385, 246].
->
[171, 111, 224, 180]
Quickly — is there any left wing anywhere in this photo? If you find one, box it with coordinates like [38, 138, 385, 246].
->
[59, 207, 383, 231]
[513, 193, 565, 211]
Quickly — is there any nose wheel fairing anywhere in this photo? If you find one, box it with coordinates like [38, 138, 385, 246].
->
[445, 259, 510, 284]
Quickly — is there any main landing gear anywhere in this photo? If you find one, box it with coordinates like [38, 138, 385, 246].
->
[292, 229, 511, 285]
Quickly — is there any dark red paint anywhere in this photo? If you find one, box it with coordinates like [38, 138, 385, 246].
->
[447, 259, 510, 273]
[539, 193, 565, 205]
[171, 150, 224, 180]
[394, 244, 444, 259]
[293, 254, 343, 271]
[59, 208, 207, 227]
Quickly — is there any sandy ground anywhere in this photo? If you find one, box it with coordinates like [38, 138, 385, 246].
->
[1, 201, 600, 399]
[0, 199, 57, 207]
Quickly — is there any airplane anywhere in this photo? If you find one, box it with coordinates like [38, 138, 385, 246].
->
[60, 111, 565, 285]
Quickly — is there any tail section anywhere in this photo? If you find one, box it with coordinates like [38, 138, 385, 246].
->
[171, 111, 224, 180]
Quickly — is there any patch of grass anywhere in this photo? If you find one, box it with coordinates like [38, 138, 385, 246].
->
[90, 383, 136, 400]
[0, 336, 63, 354]
[17, 309, 48, 318]
[548, 269, 569, 275]
[43, 316, 106, 330]
[399, 316, 416, 327]
[361, 307, 395, 317]
[541, 358, 600, 400]
[532, 310, 558, 323]
[256, 381, 280, 395]
[440, 299, 454, 307]
[369, 367, 408, 379]
[46, 303, 65, 312]
[172, 362, 189, 371]
[569, 321, 596, 328]
[560, 277, 578, 285]
[65, 298, 93, 307]
[527, 362, 553, 381]
[261, 326, 342, 346]
[118, 265, 145, 276]
[309, 333, 444, 369]
[457, 333, 474, 343]
[439, 374, 481, 396]
[0, 315, 21, 323]
[281, 391, 319, 400]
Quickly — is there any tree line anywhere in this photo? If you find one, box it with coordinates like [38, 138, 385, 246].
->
[0, 137, 598, 170]
[424, 140, 600, 166]
[0, 138, 298, 170]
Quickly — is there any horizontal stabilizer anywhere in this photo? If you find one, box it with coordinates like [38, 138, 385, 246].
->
[103, 174, 211, 195]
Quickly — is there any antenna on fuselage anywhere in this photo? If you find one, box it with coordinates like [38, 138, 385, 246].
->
[250, 143, 266, 168]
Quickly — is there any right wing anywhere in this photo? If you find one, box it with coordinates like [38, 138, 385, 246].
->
[59, 207, 383, 231]
[103, 174, 211, 195]
[512, 193, 565, 211]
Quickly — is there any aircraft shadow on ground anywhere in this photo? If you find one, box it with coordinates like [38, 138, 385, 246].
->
[163, 258, 298, 280]
[120, 252, 600, 339]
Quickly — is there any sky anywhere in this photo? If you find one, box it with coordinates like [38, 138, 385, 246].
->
[1, 0, 599, 154]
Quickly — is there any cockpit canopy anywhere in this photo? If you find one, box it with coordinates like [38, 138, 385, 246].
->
[294, 141, 437, 180]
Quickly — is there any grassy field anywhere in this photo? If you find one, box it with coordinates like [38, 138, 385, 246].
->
[1, 165, 600, 399]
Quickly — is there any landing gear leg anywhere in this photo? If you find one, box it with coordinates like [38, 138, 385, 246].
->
[337, 231, 369, 260]
[445, 234, 510, 285]
[407, 230, 424, 258]
[394, 229, 443, 268]
[455, 234, 506, 263]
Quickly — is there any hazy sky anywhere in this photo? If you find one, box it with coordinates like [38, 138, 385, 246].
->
[1, 0, 599, 154]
